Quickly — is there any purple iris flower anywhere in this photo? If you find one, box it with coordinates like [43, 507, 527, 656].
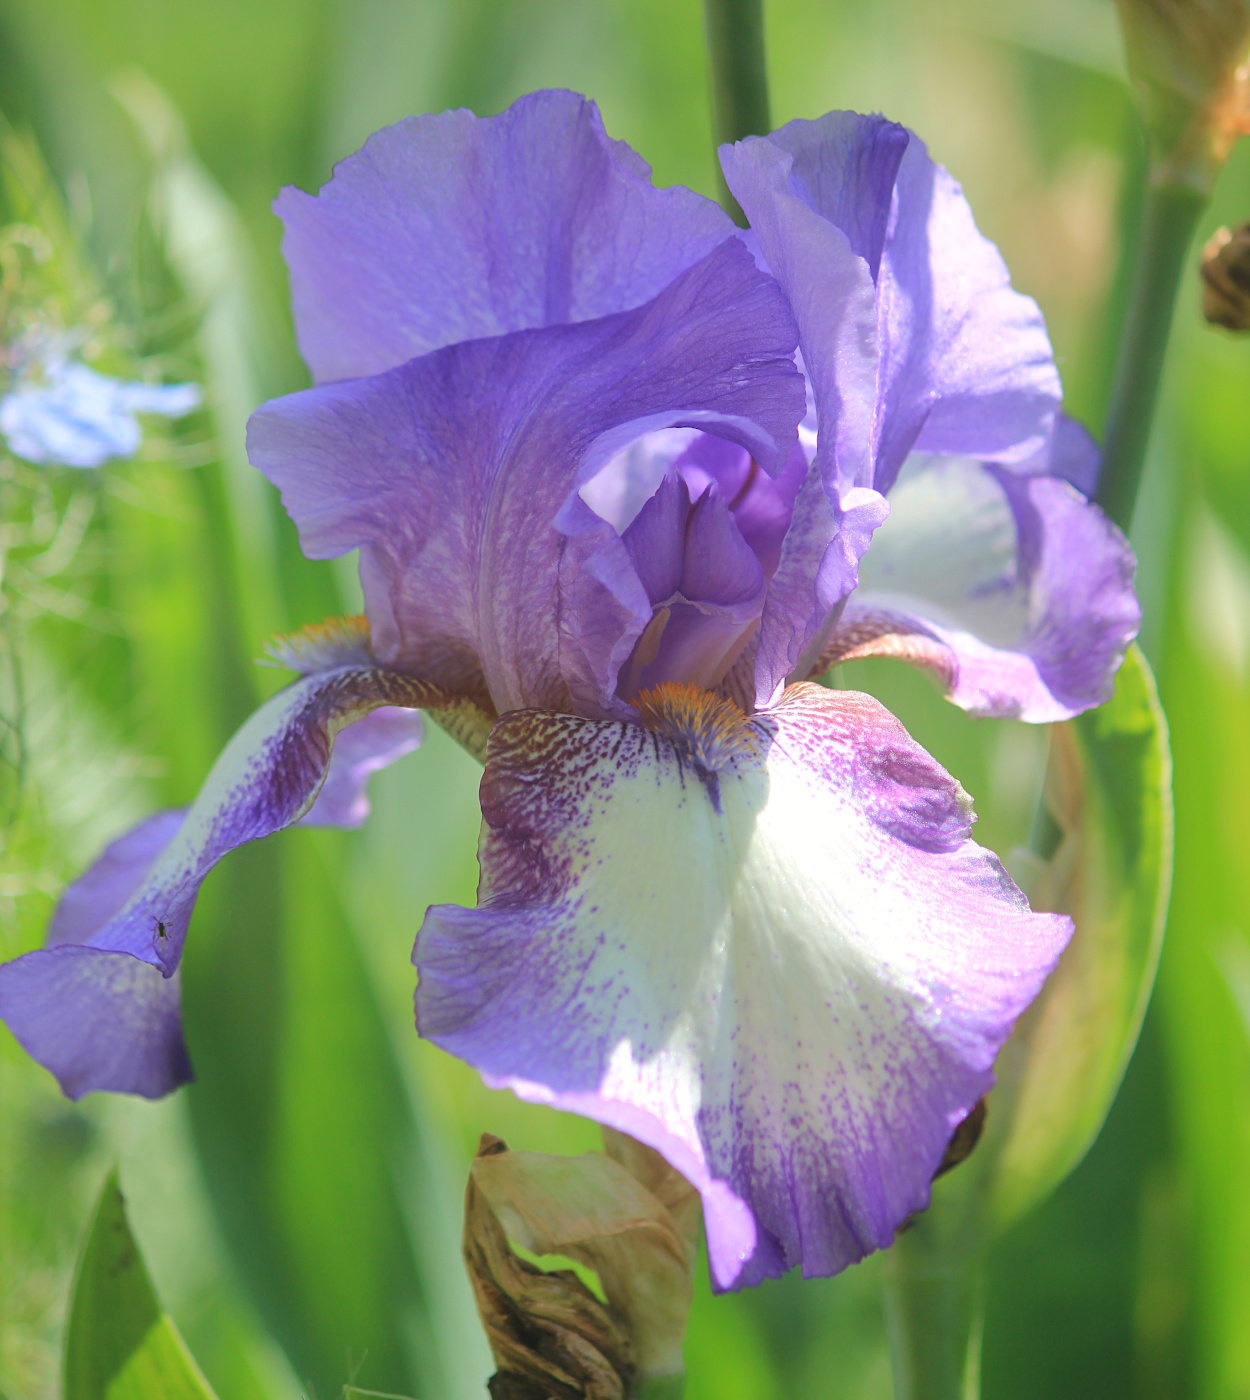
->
[0, 92, 1139, 1289]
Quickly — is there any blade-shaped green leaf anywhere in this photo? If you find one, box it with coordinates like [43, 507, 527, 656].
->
[983, 643, 1173, 1232]
[64, 1169, 219, 1400]
[911, 641, 1174, 1253]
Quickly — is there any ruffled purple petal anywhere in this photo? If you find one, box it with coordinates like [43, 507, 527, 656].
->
[819, 452, 1139, 720]
[0, 665, 472, 1098]
[870, 132, 1061, 493]
[720, 113, 1061, 499]
[414, 684, 1070, 1288]
[277, 90, 735, 383]
[719, 126, 881, 498]
[249, 238, 805, 715]
[299, 706, 424, 827]
[47, 809, 187, 946]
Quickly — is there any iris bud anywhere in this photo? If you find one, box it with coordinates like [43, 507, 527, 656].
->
[1200, 221, 1250, 328]
[463, 1132, 697, 1399]
[1113, 0, 1250, 189]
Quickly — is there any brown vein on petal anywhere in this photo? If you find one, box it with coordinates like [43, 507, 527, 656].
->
[813, 610, 957, 692]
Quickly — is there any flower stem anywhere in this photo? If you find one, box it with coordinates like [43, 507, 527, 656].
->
[883, 1229, 983, 1400]
[1094, 181, 1207, 533]
[702, 0, 770, 223]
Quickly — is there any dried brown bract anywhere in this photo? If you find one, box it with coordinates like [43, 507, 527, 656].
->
[1201, 222, 1250, 328]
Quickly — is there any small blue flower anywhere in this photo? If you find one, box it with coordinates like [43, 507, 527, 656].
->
[0, 358, 202, 468]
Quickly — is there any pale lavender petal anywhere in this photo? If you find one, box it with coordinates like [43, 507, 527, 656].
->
[249, 239, 805, 715]
[872, 133, 1060, 493]
[721, 114, 1061, 498]
[277, 90, 735, 383]
[821, 454, 1139, 721]
[720, 126, 881, 497]
[0, 666, 467, 1098]
[415, 685, 1070, 1288]
[556, 496, 655, 719]
[1033, 413, 1100, 497]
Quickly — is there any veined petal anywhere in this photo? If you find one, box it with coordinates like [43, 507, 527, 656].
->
[0, 660, 483, 1099]
[277, 90, 735, 383]
[249, 238, 805, 715]
[414, 684, 1070, 1288]
[818, 454, 1140, 721]
[720, 113, 1061, 499]
[720, 125, 882, 498]
[873, 131, 1060, 492]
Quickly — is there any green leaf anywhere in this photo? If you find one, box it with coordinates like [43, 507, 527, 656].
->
[912, 642, 1174, 1252]
[983, 643, 1174, 1232]
[64, 1169, 219, 1400]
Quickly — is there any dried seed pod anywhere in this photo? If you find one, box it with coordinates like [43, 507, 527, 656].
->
[463, 1132, 696, 1399]
[1201, 222, 1250, 329]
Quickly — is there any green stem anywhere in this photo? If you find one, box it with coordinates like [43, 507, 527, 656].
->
[1094, 181, 1207, 533]
[883, 1231, 983, 1400]
[702, 0, 770, 223]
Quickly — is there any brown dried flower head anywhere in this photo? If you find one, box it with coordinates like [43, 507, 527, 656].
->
[463, 1131, 698, 1400]
[1200, 221, 1250, 328]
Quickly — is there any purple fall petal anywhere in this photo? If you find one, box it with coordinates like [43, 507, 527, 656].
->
[300, 706, 424, 827]
[47, 808, 187, 946]
[249, 238, 805, 715]
[0, 664, 472, 1098]
[414, 684, 1070, 1288]
[818, 451, 1139, 721]
[277, 90, 735, 383]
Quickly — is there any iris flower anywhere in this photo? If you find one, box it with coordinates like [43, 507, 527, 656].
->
[0, 93, 1138, 1289]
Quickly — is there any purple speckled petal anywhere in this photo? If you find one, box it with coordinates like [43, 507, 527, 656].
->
[277, 90, 735, 383]
[721, 114, 1061, 499]
[0, 665, 472, 1098]
[299, 706, 424, 827]
[414, 684, 1070, 1288]
[819, 452, 1139, 721]
[249, 238, 805, 715]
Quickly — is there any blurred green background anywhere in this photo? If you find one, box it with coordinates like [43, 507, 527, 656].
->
[0, 0, 1247, 1396]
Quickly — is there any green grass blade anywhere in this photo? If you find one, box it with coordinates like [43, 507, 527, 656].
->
[64, 1169, 219, 1400]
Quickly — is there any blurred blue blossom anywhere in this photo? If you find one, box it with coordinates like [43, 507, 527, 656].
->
[0, 356, 201, 468]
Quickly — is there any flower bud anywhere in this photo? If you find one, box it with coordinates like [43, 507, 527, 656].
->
[1113, 0, 1250, 188]
[1200, 222, 1250, 328]
[463, 1132, 698, 1399]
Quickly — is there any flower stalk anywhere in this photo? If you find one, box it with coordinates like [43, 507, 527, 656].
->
[1094, 181, 1208, 532]
[883, 1229, 983, 1400]
[702, 0, 770, 221]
